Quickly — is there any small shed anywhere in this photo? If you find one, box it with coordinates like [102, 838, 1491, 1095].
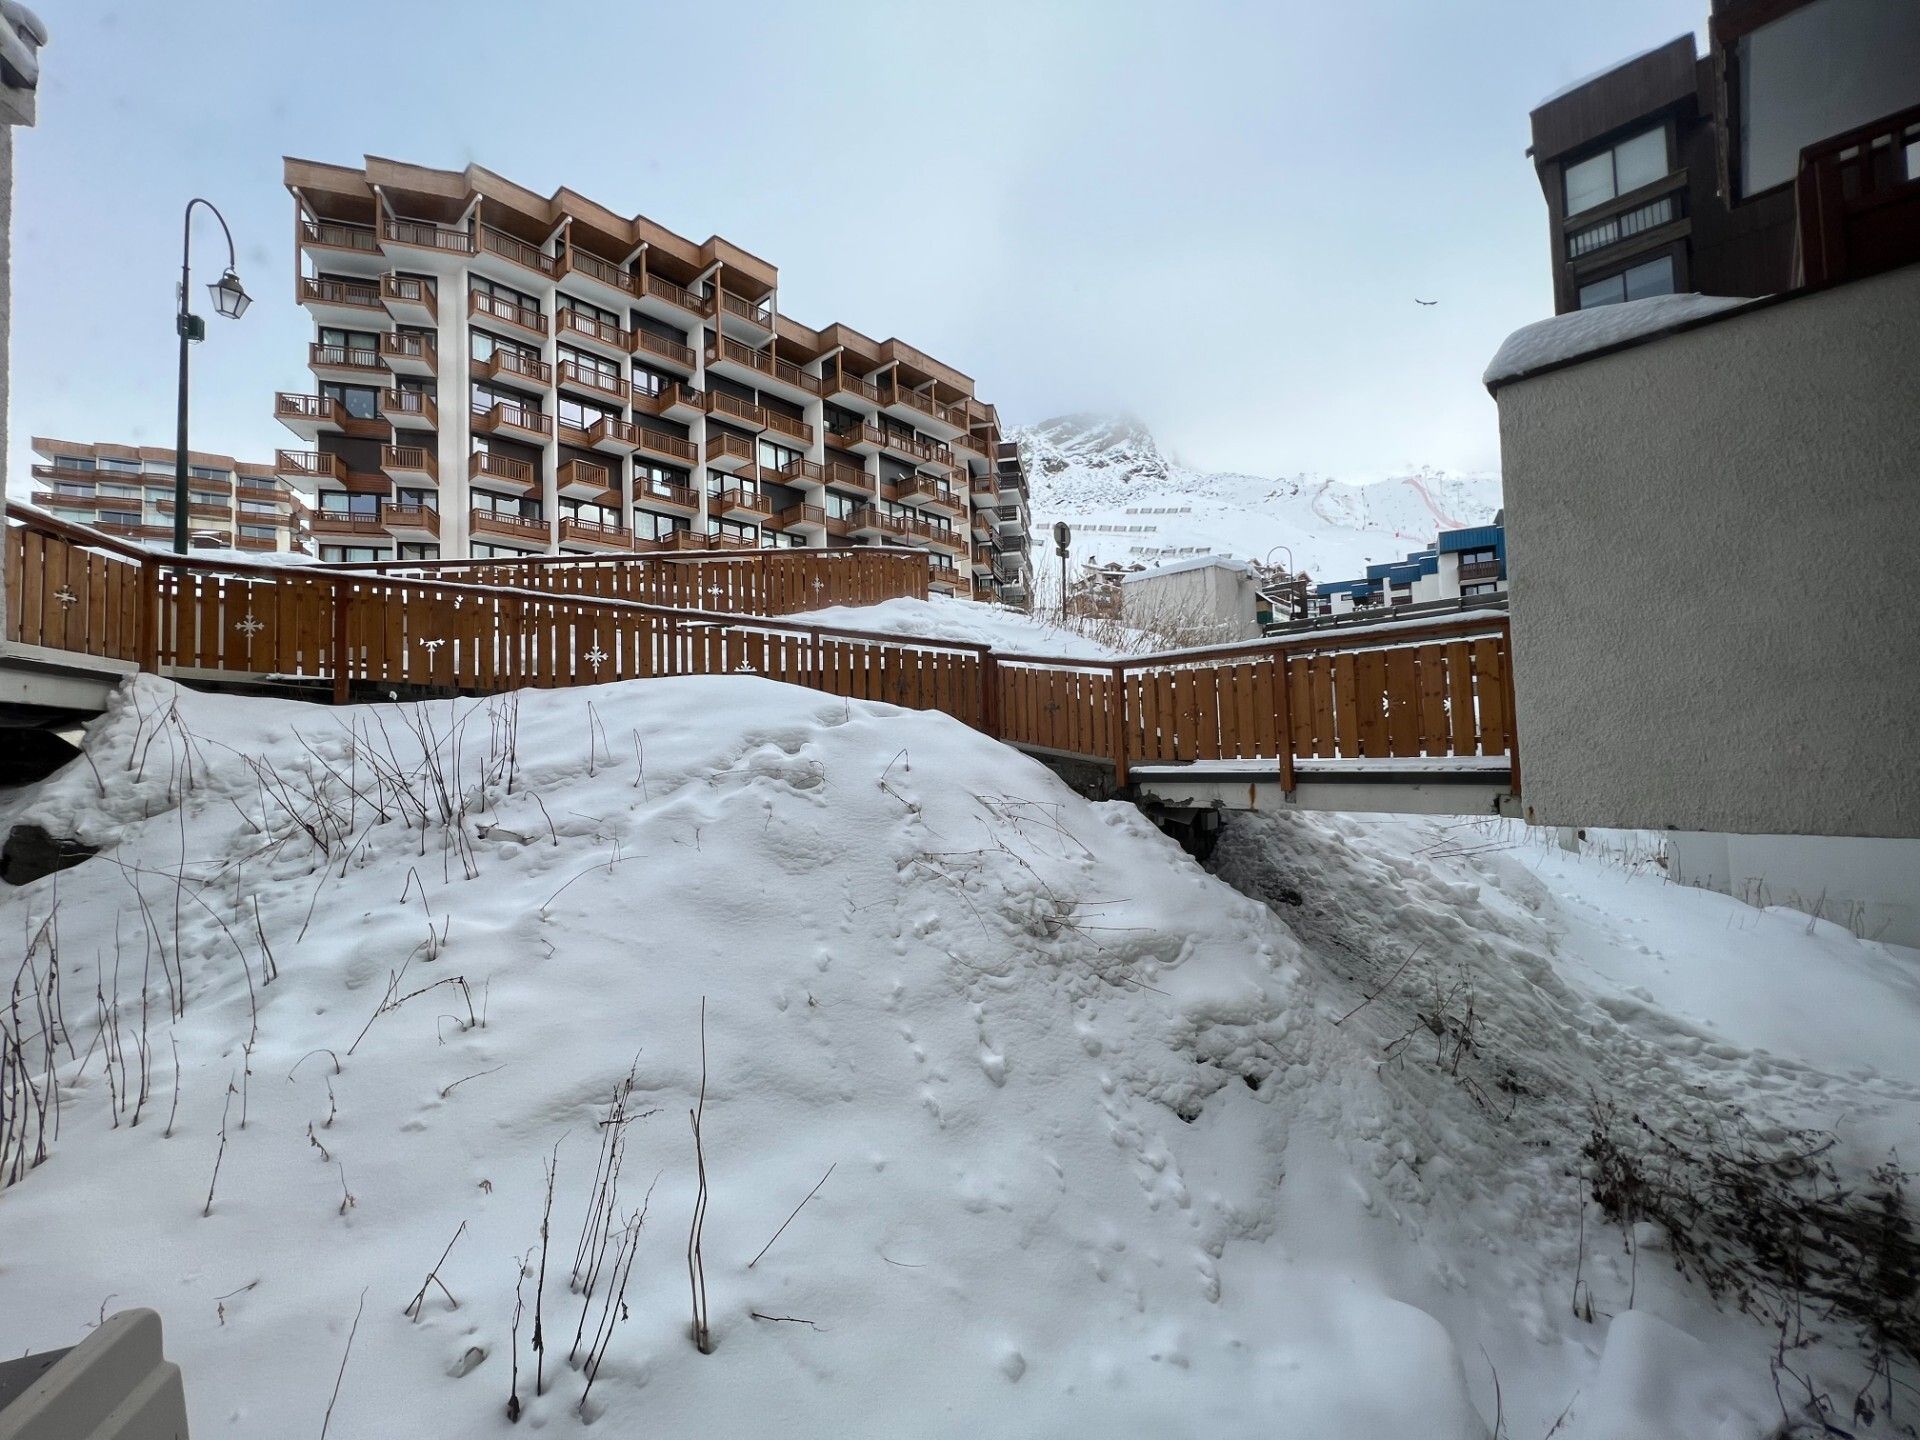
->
[1119, 555, 1261, 643]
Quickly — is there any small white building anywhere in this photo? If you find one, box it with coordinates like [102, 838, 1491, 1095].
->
[1120, 555, 1261, 644]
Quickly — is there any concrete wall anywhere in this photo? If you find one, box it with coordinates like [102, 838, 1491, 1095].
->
[1121, 564, 1259, 641]
[1666, 832, 1920, 949]
[1492, 262, 1920, 838]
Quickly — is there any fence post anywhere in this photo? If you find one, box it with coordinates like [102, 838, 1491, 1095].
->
[980, 651, 999, 737]
[1110, 662, 1129, 788]
[1501, 619, 1522, 805]
[331, 580, 351, 704]
[138, 557, 161, 675]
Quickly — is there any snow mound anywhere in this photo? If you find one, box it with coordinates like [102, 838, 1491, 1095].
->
[782, 594, 1130, 659]
[1483, 294, 1757, 387]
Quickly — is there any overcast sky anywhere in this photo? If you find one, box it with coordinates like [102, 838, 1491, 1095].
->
[11, 0, 1705, 489]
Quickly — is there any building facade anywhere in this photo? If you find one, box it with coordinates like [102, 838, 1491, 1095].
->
[1526, 0, 1920, 314]
[1120, 556, 1261, 644]
[277, 156, 1033, 604]
[29, 438, 308, 553]
[1310, 524, 1507, 617]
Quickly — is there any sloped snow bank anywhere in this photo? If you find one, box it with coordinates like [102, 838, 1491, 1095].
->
[1, 676, 1485, 1438]
[2, 679, 1911, 1437]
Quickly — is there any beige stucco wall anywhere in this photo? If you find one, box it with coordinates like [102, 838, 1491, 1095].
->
[1493, 262, 1920, 838]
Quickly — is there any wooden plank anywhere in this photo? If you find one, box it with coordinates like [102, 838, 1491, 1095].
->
[1354, 650, 1388, 756]
[1329, 654, 1358, 758]
[1473, 638, 1511, 757]
[1307, 656, 1335, 758]
[1194, 665, 1221, 761]
[1385, 647, 1419, 756]
[1417, 645, 1450, 755]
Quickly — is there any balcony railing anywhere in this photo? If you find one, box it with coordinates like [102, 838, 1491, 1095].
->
[478, 224, 556, 277]
[380, 273, 438, 318]
[705, 432, 756, 465]
[558, 515, 629, 546]
[635, 426, 697, 464]
[635, 480, 699, 513]
[383, 218, 473, 254]
[718, 488, 773, 518]
[558, 246, 639, 297]
[709, 337, 822, 394]
[469, 288, 548, 336]
[718, 290, 775, 328]
[847, 505, 907, 537]
[633, 330, 697, 369]
[558, 360, 629, 402]
[822, 461, 873, 493]
[556, 308, 631, 352]
[379, 502, 440, 535]
[275, 449, 347, 483]
[309, 341, 382, 372]
[1567, 194, 1678, 260]
[823, 367, 885, 405]
[471, 400, 552, 440]
[309, 510, 391, 538]
[299, 276, 381, 310]
[775, 503, 826, 531]
[276, 392, 338, 425]
[381, 389, 438, 428]
[1457, 560, 1504, 584]
[774, 458, 825, 486]
[302, 219, 378, 254]
[832, 421, 945, 465]
[643, 273, 713, 316]
[469, 451, 536, 488]
[475, 348, 552, 387]
[556, 458, 611, 495]
[706, 391, 767, 427]
[1797, 102, 1920, 288]
[469, 509, 550, 544]
[382, 445, 438, 481]
[761, 409, 814, 444]
[380, 331, 437, 370]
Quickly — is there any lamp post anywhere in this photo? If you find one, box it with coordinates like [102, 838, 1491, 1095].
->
[174, 198, 250, 554]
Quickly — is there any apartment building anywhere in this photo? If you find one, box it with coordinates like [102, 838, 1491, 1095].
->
[1526, 0, 1919, 313]
[276, 156, 1034, 604]
[1310, 523, 1507, 617]
[28, 438, 308, 553]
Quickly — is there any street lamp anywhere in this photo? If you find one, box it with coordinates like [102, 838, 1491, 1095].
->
[174, 198, 249, 553]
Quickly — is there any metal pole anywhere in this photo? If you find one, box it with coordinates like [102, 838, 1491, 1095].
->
[174, 199, 239, 555]
[1059, 547, 1068, 624]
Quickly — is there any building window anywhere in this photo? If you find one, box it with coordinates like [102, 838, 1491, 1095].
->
[98, 458, 141, 474]
[633, 510, 688, 541]
[99, 509, 142, 528]
[399, 544, 441, 561]
[1563, 126, 1667, 216]
[319, 492, 379, 516]
[1457, 547, 1498, 567]
[52, 454, 96, 471]
[320, 545, 384, 562]
[1577, 254, 1676, 309]
[319, 381, 380, 419]
[239, 524, 278, 540]
[1462, 582, 1501, 596]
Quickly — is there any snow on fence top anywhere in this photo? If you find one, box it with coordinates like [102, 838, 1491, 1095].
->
[1483, 293, 1756, 388]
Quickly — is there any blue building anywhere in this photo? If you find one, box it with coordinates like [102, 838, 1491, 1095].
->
[1311, 521, 1506, 616]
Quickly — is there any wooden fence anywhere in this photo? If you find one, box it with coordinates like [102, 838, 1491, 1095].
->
[4, 505, 1517, 795]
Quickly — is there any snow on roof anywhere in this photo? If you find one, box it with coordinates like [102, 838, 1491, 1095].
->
[1533, 36, 1690, 110]
[1118, 554, 1255, 585]
[1483, 293, 1758, 388]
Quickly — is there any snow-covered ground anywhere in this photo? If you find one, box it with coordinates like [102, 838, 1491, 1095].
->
[783, 595, 1129, 659]
[1017, 414, 1503, 585]
[1, 676, 1914, 1437]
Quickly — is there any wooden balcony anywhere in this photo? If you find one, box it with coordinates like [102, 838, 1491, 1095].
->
[774, 503, 828, 538]
[634, 480, 700, 516]
[771, 458, 825, 487]
[298, 276, 386, 327]
[632, 329, 697, 372]
[717, 289, 776, 338]
[472, 348, 552, 390]
[300, 219, 380, 263]
[471, 400, 552, 444]
[380, 502, 440, 539]
[468, 509, 550, 548]
[381, 218, 473, 256]
[970, 473, 998, 504]
[641, 272, 714, 318]
[235, 533, 281, 552]
[153, 498, 232, 520]
[557, 359, 629, 404]
[585, 416, 642, 456]
[716, 488, 773, 522]
[704, 390, 768, 431]
[556, 457, 612, 500]
[951, 430, 990, 460]
[308, 510, 392, 540]
[1457, 560, 1504, 584]
[556, 246, 640, 301]
[883, 382, 970, 437]
[705, 336, 822, 397]
[275, 449, 347, 485]
[888, 475, 962, 513]
[382, 445, 438, 485]
[822, 366, 885, 408]
[634, 383, 705, 423]
[556, 308, 631, 357]
[476, 224, 557, 280]
[972, 544, 994, 575]
[380, 273, 438, 325]
[308, 341, 384, 382]
[276, 392, 384, 442]
[1797, 103, 1920, 289]
[468, 451, 538, 492]
[468, 288, 548, 338]
[704, 432, 756, 472]
[380, 330, 437, 377]
[831, 422, 944, 466]
[847, 505, 907, 539]
[761, 408, 814, 445]
[633, 425, 697, 466]
[822, 461, 874, 496]
[380, 389, 438, 430]
[558, 515, 631, 550]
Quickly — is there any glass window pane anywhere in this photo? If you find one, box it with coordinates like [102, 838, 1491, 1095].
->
[1564, 152, 1614, 215]
[1577, 272, 1628, 308]
[1623, 255, 1677, 300]
[1613, 128, 1667, 194]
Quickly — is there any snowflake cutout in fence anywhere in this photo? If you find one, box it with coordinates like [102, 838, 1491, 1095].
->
[707, 583, 726, 599]
[735, 662, 756, 674]
[234, 612, 265, 637]
[419, 638, 445, 655]
[585, 643, 608, 674]
[811, 578, 827, 594]
[53, 586, 80, 608]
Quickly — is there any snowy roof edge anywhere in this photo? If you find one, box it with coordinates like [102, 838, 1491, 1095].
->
[1483, 292, 1761, 391]
[1118, 554, 1257, 584]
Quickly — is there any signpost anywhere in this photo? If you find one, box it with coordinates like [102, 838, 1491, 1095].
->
[1052, 521, 1072, 622]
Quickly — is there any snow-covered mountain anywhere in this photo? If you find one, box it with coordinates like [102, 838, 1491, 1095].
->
[1016, 414, 1503, 583]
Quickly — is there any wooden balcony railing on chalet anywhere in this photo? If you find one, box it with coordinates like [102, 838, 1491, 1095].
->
[479, 224, 557, 278]
[556, 308, 631, 353]
[1457, 561, 1504, 584]
[558, 515, 630, 548]
[383, 445, 438, 483]
[471, 400, 553, 441]
[633, 329, 697, 370]
[276, 449, 347, 485]
[718, 290, 776, 329]
[823, 366, 886, 406]
[6, 502, 1519, 796]
[383, 218, 474, 254]
[381, 389, 438, 429]
[469, 451, 537, 490]
[379, 502, 440, 536]
[707, 337, 823, 394]
[469, 509, 551, 546]
[717, 488, 774, 519]
[832, 421, 948, 466]
[635, 426, 698, 465]
[474, 348, 552, 388]
[380, 331, 437, 371]
[299, 276, 382, 312]
[634, 480, 700, 515]
[309, 341, 382, 374]
[301, 219, 379, 255]
[557, 245, 639, 297]
[380, 274, 438, 318]
[1796, 102, 1920, 289]
[557, 359, 629, 403]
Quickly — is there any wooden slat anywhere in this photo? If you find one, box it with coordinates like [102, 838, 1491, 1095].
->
[1308, 657, 1335, 758]
[1385, 648, 1419, 756]
[1354, 651, 1388, 756]
[1473, 638, 1510, 757]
